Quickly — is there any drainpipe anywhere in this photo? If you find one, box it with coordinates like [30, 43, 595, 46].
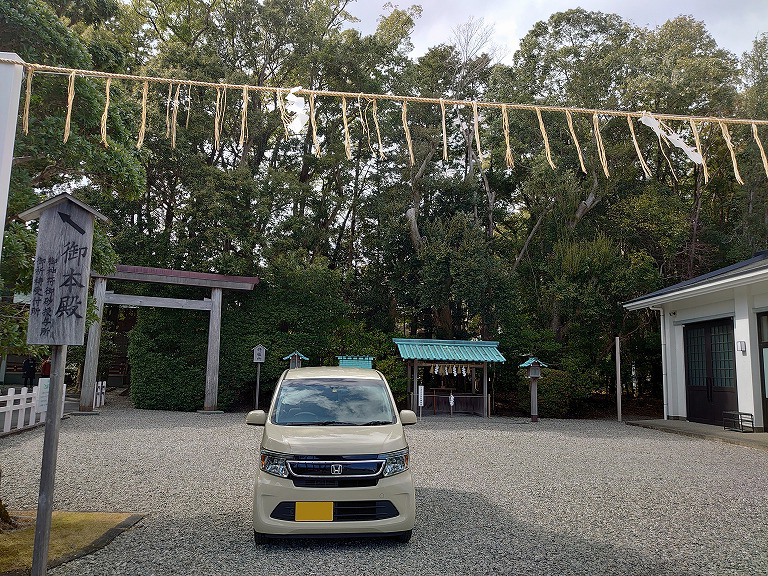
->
[651, 306, 668, 420]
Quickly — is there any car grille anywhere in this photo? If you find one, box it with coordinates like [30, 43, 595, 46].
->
[287, 459, 383, 478]
[270, 501, 399, 522]
[292, 477, 379, 488]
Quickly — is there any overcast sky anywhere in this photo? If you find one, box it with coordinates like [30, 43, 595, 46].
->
[345, 0, 768, 62]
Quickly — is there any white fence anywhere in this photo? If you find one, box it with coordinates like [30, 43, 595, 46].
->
[94, 380, 106, 408]
[0, 384, 66, 434]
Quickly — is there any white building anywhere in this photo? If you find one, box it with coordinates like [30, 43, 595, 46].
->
[625, 252, 768, 432]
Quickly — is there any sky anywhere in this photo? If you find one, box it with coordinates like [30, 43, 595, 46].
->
[345, 0, 768, 63]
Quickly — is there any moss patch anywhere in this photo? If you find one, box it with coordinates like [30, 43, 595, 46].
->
[0, 510, 142, 575]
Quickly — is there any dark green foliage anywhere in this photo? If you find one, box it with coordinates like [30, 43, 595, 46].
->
[516, 369, 592, 418]
[128, 304, 208, 411]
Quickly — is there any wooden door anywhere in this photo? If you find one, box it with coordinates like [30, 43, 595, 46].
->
[684, 319, 738, 425]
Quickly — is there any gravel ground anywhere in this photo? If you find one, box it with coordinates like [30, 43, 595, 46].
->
[1, 397, 767, 576]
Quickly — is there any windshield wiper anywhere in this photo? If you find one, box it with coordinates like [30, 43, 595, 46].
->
[315, 421, 358, 426]
[359, 420, 394, 426]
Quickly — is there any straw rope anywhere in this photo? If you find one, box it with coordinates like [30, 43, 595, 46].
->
[656, 131, 677, 182]
[752, 123, 768, 179]
[402, 101, 414, 166]
[440, 98, 448, 161]
[165, 82, 173, 139]
[239, 85, 248, 148]
[535, 107, 555, 169]
[171, 83, 181, 148]
[186, 85, 192, 129]
[9, 58, 768, 183]
[100, 77, 111, 147]
[566, 110, 586, 174]
[5, 58, 768, 127]
[719, 122, 744, 185]
[689, 119, 708, 183]
[23, 67, 33, 135]
[372, 98, 384, 159]
[358, 95, 373, 154]
[214, 87, 222, 150]
[472, 101, 483, 162]
[592, 113, 609, 177]
[137, 80, 148, 149]
[627, 116, 652, 178]
[502, 104, 514, 169]
[341, 96, 352, 160]
[309, 93, 320, 156]
[63, 71, 75, 143]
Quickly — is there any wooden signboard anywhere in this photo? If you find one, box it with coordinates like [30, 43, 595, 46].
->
[25, 197, 97, 345]
[253, 344, 266, 363]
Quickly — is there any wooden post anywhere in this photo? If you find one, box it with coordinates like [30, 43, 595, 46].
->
[616, 336, 622, 422]
[483, 362, 488, 417]
[412, 359, 418, 412]
[255, 363, 261, 410]
[203, 287, 222, 411]
[80, 277, 106, 412]
[0, 53, 23, 264]
[406, 362, 412, 409]
[31, 345, 67, 576]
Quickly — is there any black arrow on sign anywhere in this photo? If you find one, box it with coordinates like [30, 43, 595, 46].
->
[58, 211, 86, 235]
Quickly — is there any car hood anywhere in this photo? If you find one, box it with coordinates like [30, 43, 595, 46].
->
[262, 422, 407, 455]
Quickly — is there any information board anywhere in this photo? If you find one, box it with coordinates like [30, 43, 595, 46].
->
[27, 200, 94, 345]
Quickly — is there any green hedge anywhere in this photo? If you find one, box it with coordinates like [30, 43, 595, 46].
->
[516, 368, 593, 418]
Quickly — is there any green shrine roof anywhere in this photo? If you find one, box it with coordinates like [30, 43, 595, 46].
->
[393, 338, 505, 363]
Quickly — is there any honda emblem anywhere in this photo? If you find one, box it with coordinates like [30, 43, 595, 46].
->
[331, 464, 342, 475]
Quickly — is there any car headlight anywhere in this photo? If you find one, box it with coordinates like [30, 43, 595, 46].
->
[382, 448, 409, 477]
[260, 450, 289, 478]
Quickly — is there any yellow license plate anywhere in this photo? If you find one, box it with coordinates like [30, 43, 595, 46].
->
[295, 501, 333, 522]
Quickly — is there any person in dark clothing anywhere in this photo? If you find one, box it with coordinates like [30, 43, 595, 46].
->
[22, 355, 37, 387]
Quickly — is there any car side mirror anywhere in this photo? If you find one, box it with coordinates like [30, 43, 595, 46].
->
[246, 410, 267, 426]
[400, 410, 417, 425]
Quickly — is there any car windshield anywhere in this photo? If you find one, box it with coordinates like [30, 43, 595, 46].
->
[272, 378, 396, 426]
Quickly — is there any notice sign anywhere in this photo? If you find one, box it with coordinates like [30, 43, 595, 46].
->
[37, 378, 51, 412]
[418, 385, 424, 407]
[253, 344, 266, 363]
[27, 200, 94, 345]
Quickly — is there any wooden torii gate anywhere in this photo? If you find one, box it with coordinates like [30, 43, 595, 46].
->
[80, 265, 259, 413]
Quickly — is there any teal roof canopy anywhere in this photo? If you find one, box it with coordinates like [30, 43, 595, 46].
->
[282, 351, 309, 361]
[393, 338, 505, 363]
[519, 357, 548, 368]
[338, 356, 374, 369]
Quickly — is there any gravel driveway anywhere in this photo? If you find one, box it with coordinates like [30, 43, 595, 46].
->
[1, 399, 767, 576]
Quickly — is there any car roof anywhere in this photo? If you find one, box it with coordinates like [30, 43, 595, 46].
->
[282, 366, 384, 381]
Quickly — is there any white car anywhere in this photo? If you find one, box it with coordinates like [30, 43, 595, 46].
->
[246, 366, 417, 543]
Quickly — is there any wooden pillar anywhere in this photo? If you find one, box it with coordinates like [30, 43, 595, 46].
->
[483, 362, 488, 418]
[406, 362, 412, 410]
[412, 359, 418, 412]
[31, 344, 66, 576]
[80, 277, 107, 412]
[204, 287, 222, 411]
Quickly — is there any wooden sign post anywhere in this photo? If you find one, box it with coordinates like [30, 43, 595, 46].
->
[18, 193, 107, 576]
[252, 344, 266, 409]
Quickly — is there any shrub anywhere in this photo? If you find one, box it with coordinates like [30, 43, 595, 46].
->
[516, 368, 592, 418]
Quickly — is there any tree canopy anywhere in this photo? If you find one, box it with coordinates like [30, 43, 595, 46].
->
[2, 1, 766, 413]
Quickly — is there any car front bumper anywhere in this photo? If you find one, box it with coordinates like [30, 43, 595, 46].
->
[252, 469, 415, 536]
